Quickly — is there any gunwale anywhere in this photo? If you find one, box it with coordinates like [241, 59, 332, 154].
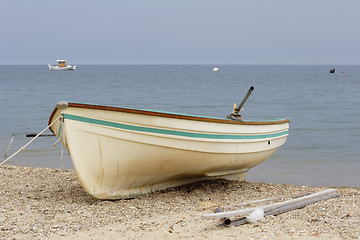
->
[48, 102, 289, 130]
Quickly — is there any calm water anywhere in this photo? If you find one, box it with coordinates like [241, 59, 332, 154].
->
[1, 65, 359, 187]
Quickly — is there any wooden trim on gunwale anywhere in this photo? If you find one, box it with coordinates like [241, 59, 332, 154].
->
[48, 102, 289, 127]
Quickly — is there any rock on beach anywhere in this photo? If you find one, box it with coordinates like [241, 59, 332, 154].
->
[1, 165, 359, 239]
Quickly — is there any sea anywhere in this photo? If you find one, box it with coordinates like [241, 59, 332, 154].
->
[0, 65, 359, 188]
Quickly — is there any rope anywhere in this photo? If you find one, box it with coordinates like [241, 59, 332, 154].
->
[60, 148, 64, 169]
[0, 115, 62, 165]
[52, 119, 62, 147]
[52, 136, 62, 147]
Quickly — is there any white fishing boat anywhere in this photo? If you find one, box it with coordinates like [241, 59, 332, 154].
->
[213, 67, 219, 72]
[48, 60, 76, 70]
[48, 89, 289, 199]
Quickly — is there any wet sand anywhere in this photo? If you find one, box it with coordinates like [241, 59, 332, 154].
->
[1, 165, 359, 239]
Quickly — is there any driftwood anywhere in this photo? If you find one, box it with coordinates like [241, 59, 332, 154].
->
[224, 191, 340, 226]
[202, 189, 339, 222]
[226, 192, 311, 209]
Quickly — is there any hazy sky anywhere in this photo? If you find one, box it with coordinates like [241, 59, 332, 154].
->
[1, 0, 359, 65]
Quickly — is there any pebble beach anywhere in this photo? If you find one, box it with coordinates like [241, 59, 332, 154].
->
[1, 165, 359, 240]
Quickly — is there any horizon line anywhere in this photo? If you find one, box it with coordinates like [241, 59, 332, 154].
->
[1, 63, 359, 66]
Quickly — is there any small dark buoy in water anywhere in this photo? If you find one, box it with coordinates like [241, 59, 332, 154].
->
[330, 69, 335, 73]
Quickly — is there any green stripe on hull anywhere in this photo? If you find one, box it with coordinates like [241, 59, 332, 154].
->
[62, 113, 288, 140]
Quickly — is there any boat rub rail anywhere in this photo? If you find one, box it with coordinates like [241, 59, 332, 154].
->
[60, 113, 289, 140]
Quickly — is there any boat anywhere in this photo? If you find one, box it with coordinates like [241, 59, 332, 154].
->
[48, 60, 76, 70]
[213, 67, 219, 72]
[48, 93, 289, 199]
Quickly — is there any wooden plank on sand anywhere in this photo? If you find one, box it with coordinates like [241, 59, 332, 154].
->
[201, 189, 338, 220]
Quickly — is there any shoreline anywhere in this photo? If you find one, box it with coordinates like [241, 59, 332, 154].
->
[6, 154, 360, 189]
[1, 165, 359, 239]
[7, 157, 360, 189]
[3, 147, 359, 189]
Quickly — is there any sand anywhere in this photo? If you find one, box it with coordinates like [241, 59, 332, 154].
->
[1, 165, 359, 240]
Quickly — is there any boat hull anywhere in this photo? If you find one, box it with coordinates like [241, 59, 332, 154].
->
[48, 64, 76, 70]
[49, 102, 289, 199]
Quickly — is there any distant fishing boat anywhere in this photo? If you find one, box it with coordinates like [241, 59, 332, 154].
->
[213, 67, 219, 72]
[48, 87, 289, 199]
[48, 60, 76, 71]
